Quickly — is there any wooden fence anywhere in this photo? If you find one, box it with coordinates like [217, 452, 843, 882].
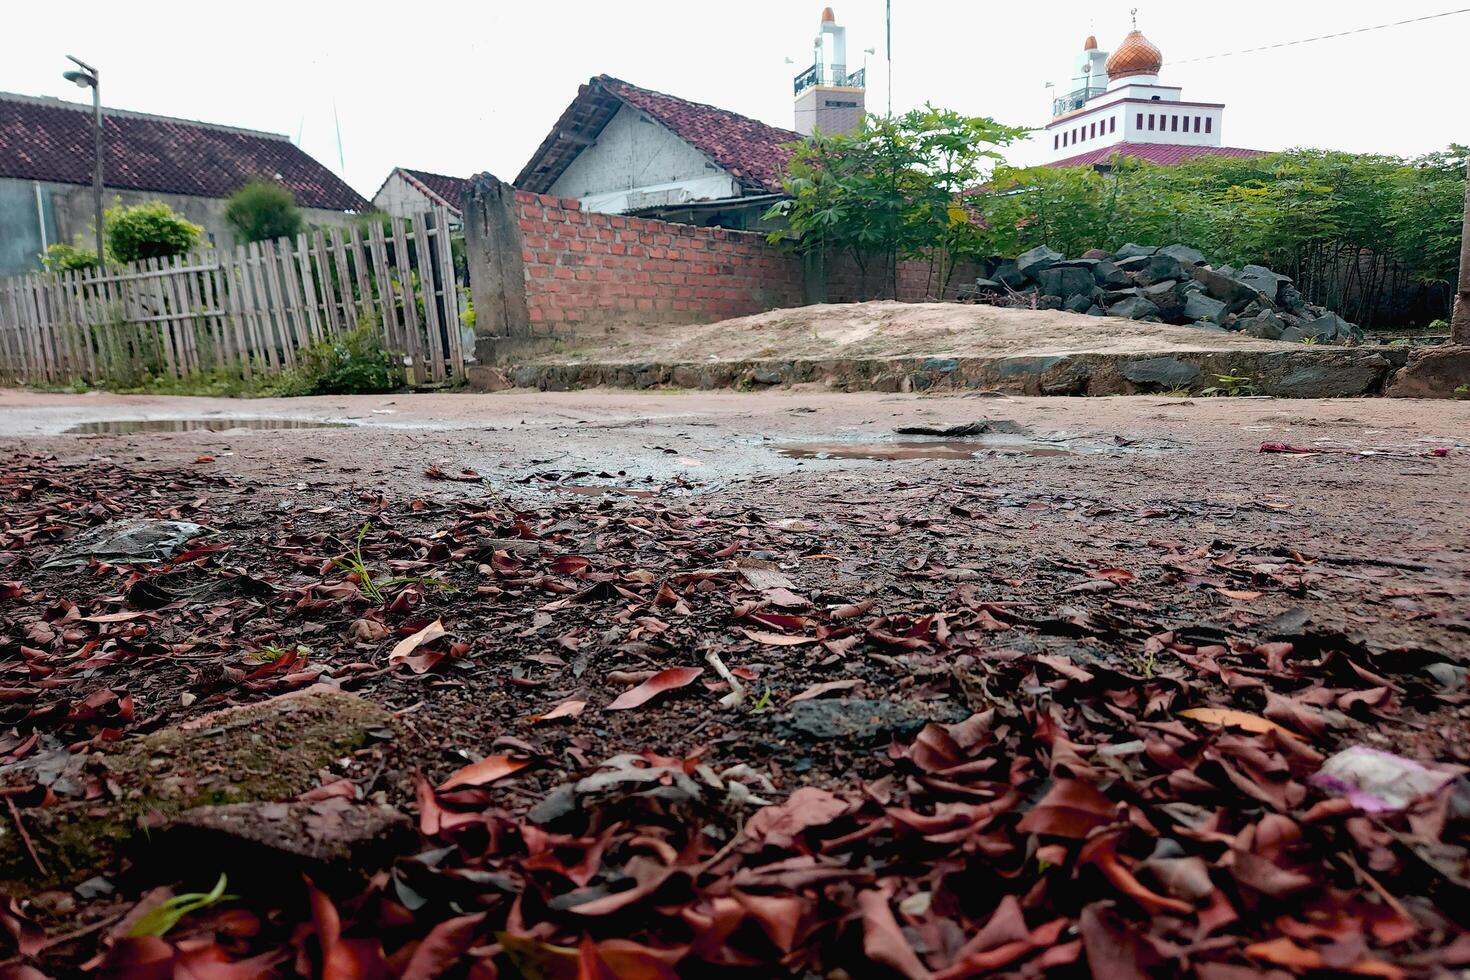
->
[0, 206, 466, 387]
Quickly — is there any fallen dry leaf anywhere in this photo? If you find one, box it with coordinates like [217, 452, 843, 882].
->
[1178, 706, 1302, 740]
[437, 755, 531, 791]
[787, 678, 863, 703]
[739, 628, 818, 647]
[529, 699, 588, 723]
[605, 666, 704, 711]
[388, 619, 446, 666]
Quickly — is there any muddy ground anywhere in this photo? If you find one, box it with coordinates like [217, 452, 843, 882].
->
[1, 387, 1468, 977]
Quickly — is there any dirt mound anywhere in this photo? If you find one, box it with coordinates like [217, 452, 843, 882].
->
[548, 301, 1300, 364]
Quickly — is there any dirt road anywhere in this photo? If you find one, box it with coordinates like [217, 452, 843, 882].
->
[2, 387, 1468, 975]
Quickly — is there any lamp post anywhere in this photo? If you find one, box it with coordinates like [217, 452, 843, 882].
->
[62, 56, 103, 267]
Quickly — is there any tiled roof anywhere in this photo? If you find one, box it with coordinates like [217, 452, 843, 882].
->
[396, 168, 470, 214]
[1048, 142, 1266, 168]
[0, 92, 367, 211]
[516, 76, 799, 195]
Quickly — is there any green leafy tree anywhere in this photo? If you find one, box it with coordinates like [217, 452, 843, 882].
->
[769, 106, 1027, 298]
[977, 146, 1466, 325]
[224, 178, 304, 243]
[105, 200, 204, 263]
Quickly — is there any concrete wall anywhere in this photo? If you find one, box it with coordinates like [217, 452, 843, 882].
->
[0, 178, 64, 277]
[0, 179, 362, 276]
[49, 186, 358, 255]
[547, 102, 740, 214]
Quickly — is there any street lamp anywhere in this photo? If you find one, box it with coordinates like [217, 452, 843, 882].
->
[62, 56, 103, 267]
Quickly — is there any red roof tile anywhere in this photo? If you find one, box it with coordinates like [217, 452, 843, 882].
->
[395, 168, 470, 214]
[516, 76, 799, 195]
[0, 92, 367, 211]
[1047, 142, 1266, 168]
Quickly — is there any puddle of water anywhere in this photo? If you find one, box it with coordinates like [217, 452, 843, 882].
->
[557, 485, 659, 498]
[776, 439, 1077, 461]
[66, 418, 351, 435]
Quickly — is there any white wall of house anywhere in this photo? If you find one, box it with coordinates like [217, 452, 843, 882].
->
[547, 102, 739, 214]
[373, 171, 437, 219]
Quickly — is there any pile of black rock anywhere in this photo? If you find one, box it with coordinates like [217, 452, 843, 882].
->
[961, 243, 1362, 344]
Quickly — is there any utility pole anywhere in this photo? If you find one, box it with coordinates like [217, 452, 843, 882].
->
[1453, 162, 1470, 345]
[885, 0, 892, 116]
[63, 56, 103, 266]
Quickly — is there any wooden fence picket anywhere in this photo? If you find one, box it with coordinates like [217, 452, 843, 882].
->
[0, 207, 462, 388]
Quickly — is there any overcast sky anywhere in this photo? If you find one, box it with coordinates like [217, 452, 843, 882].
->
[5, 0, 1464, 198]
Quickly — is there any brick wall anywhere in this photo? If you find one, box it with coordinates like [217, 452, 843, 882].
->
[514, 191, 806, 333]
[827, 254, 989, 304]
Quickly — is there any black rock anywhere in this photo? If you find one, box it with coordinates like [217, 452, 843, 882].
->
[784, 698, 962, 741]
[1016, 245, 1064, 279]
[1037, 265, 1096, 299]
[1138, 254, 1185, 285]
[1107, 295, 1161, 320]
[993, 259, 1026, 288]
[1092, 259, 1130, 288]
[1159, 244, 1208, 266]
[1114, 243, 1159, 259]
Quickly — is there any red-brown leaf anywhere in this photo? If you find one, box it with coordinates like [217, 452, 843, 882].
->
[437, 755, 531, 791]
[605, 667, 703, 711]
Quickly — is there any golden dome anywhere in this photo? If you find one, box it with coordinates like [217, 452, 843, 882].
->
[821, 6, 835, 23]
[1105, 29, 1163, 80]
[1083, 35, 1098, 51]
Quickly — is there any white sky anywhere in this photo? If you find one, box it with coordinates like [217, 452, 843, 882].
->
[5, 1, 1464, 198]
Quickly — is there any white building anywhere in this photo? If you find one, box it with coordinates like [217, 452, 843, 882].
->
[1044, 22, 1261, 168]
[371, 167, 469, 230]
[793, 7, 867, 137]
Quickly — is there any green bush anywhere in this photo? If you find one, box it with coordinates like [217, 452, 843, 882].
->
[273, 315, 401, 396]
[106, 201, 204, 263]
[224, 179, 304, 243]
[976, 146, 1466, 325]
[41, 242, 99, 273]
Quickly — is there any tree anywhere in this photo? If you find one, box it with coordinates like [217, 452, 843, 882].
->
[978, 146, 1467, 327]
[224, 178, 304, 244]
[105, 201, 204, 263]
[1453, 165, 1470, 344]
[769, 106, 1027, 299]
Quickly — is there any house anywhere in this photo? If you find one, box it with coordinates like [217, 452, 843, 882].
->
[1043, 22, 1264, 168]
[0, 92, 368, 277]
[515, 75, 800, 230]
[371, 167, 470, 229]
[514, 7, 868, 229]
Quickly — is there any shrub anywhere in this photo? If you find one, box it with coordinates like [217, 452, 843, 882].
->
[106, 201, 204, 263]
[273, 314, 400, 396]
[224, 179, 304, 243]
[41, 242, 99, 273]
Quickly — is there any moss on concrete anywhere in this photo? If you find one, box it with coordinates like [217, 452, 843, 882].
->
[0, 689, 392, 892]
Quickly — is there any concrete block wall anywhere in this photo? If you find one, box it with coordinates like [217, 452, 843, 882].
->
[513, 191, 806, 333]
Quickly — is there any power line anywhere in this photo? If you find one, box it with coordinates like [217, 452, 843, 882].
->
[1172, 6, 1470, 64]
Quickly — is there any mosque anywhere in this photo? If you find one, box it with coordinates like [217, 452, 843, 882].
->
[1044, 16, 1262, 166]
